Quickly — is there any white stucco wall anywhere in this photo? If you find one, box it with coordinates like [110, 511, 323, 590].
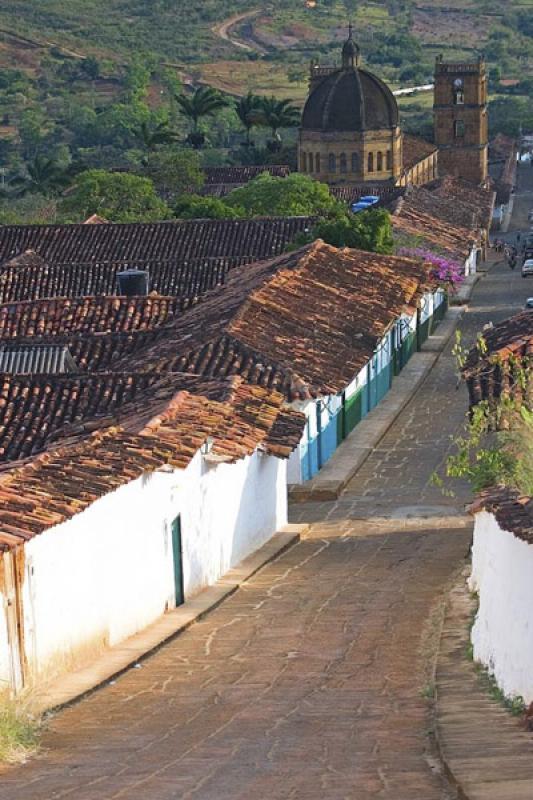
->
[0, 590, 11, 693]
[469, 510, 533, 704]
[4, 448, 286, 685]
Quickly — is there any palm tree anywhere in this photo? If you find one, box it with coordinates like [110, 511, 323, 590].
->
[257, 96, 301, 151]
[132, 120, 177, 151]
[10, 155, 70, 197]
[175, 86, 229, 148]
[235, 92, 263, 147]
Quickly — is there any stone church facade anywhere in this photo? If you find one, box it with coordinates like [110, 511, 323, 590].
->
[298, 28, 488, 190]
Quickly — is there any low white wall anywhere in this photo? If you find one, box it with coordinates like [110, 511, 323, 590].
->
[5, 449, 286, 685]
[0, 591, 11, 693]
[469, 510, 533, 704]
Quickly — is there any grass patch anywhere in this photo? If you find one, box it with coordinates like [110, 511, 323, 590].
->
[0, 693, 41, 765]
[474, 665, 526, 717]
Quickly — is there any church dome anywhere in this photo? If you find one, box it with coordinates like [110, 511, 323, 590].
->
[301, 34, 399, 133]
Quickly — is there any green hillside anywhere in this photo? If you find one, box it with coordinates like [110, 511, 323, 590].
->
[0, 0, 532, 223]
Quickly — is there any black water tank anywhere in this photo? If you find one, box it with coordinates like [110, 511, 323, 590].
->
[117, 269, 149, 296]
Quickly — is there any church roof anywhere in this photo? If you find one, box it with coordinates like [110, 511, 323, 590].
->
[301, 31, 399, 134]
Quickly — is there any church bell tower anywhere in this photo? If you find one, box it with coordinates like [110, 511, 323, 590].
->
[433, 55, 488, 185]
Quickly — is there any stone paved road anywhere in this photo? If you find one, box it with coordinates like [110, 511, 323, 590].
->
[3, 167, 533, 800]
[2, 527, 468, 800]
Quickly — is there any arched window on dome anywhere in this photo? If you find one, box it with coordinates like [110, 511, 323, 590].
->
[301, 151, 307, 172]
[351, 152, 359, 173]
[340, 153, 347, 173]
[316, 153, 321, 173]
[386, 150, 392, 171]
[367, 152, 374, 173]
[328, 153, 336, 173]
[377, 151, 383, 172]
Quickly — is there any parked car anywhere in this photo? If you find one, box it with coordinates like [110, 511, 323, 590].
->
[522, 259, 533, 277]
[350, 195, 380, 214]
[524, 249, 533, 261]
[525, 298, 533, 309]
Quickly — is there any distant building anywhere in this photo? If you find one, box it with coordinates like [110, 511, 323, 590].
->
[297, 28, 489, 189]
[297, 26, 437, 189]
[433, 56, 489, 185]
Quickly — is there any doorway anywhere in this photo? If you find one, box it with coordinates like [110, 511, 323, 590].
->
[171, 516, 185, 607]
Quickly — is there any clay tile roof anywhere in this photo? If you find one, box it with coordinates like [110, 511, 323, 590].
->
[0, 250, 46, 271]
[402, 134, 438, 171]
[0, 296, 181, 338]
[464, 311, 533, 374]
[0, 217, 312, 268]
[203, 165, 290, 185]
[0, 254, 256, 305]
[330, 185, 403, 206]
[0, 377, 305, 551]
[391, 191, 478, 261]
[406, 185, 478, 231]
[462, 311, 533, 406]
[469, 486, 533, 545]
[427, 176, 495, 234]
[107, 239, 433, 401]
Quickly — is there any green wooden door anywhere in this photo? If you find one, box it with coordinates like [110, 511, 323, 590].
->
[171, 516, 185, 607]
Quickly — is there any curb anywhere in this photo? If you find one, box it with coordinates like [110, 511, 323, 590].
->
[435, 576, 533, 800]
[290, 307, 464, 503]
[34, 524, 308, 715]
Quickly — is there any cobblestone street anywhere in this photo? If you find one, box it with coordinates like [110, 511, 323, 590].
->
[2, 170, 533, 798]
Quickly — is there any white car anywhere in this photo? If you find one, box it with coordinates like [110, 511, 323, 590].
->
[522, 259, 533, 277]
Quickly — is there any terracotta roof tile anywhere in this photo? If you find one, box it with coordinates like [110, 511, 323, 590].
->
[106, 240, 433, 400]
[0, 378, 305, 550]
[391, 193, 476, 261]
[0, 296, 181, 338]
[463, 311, 533, 406]
[0, 217, 311, 268]
[427, 176, 495, 234]
[469, 486, 533, 545]
[203, 165, 290, 185]
[402, 134, 438, 171]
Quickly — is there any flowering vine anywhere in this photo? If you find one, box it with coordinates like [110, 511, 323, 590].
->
[397, 247, 465, 292]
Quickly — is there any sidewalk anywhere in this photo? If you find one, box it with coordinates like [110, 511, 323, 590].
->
[34, 525, 307, 714]
[290, 306, 464, 502]
[436, 578, 533, 800]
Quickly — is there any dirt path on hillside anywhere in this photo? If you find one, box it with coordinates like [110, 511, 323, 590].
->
[211, 9, 267, 55]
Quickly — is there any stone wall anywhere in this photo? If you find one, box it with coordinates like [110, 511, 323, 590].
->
[298, 128, 402, 187]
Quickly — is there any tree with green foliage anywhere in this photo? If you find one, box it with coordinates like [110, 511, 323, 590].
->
[143, 148, 204, 196]
[132, 120, 177, 153]
[225, 173, 337, 217]
[80, 56, 101, 81]
[10, 154, 71, 197]
[256, 96, 300, 151]
[312, 208, 394, 254]
[235, 92, 263, 147]
[60, 169, 170, 223]
[174, 194, 242, 220]
[175, 86, 229, 148]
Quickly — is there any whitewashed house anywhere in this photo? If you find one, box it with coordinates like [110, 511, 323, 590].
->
[0, 377, 304, 693]
[469, 489, 533, 705]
